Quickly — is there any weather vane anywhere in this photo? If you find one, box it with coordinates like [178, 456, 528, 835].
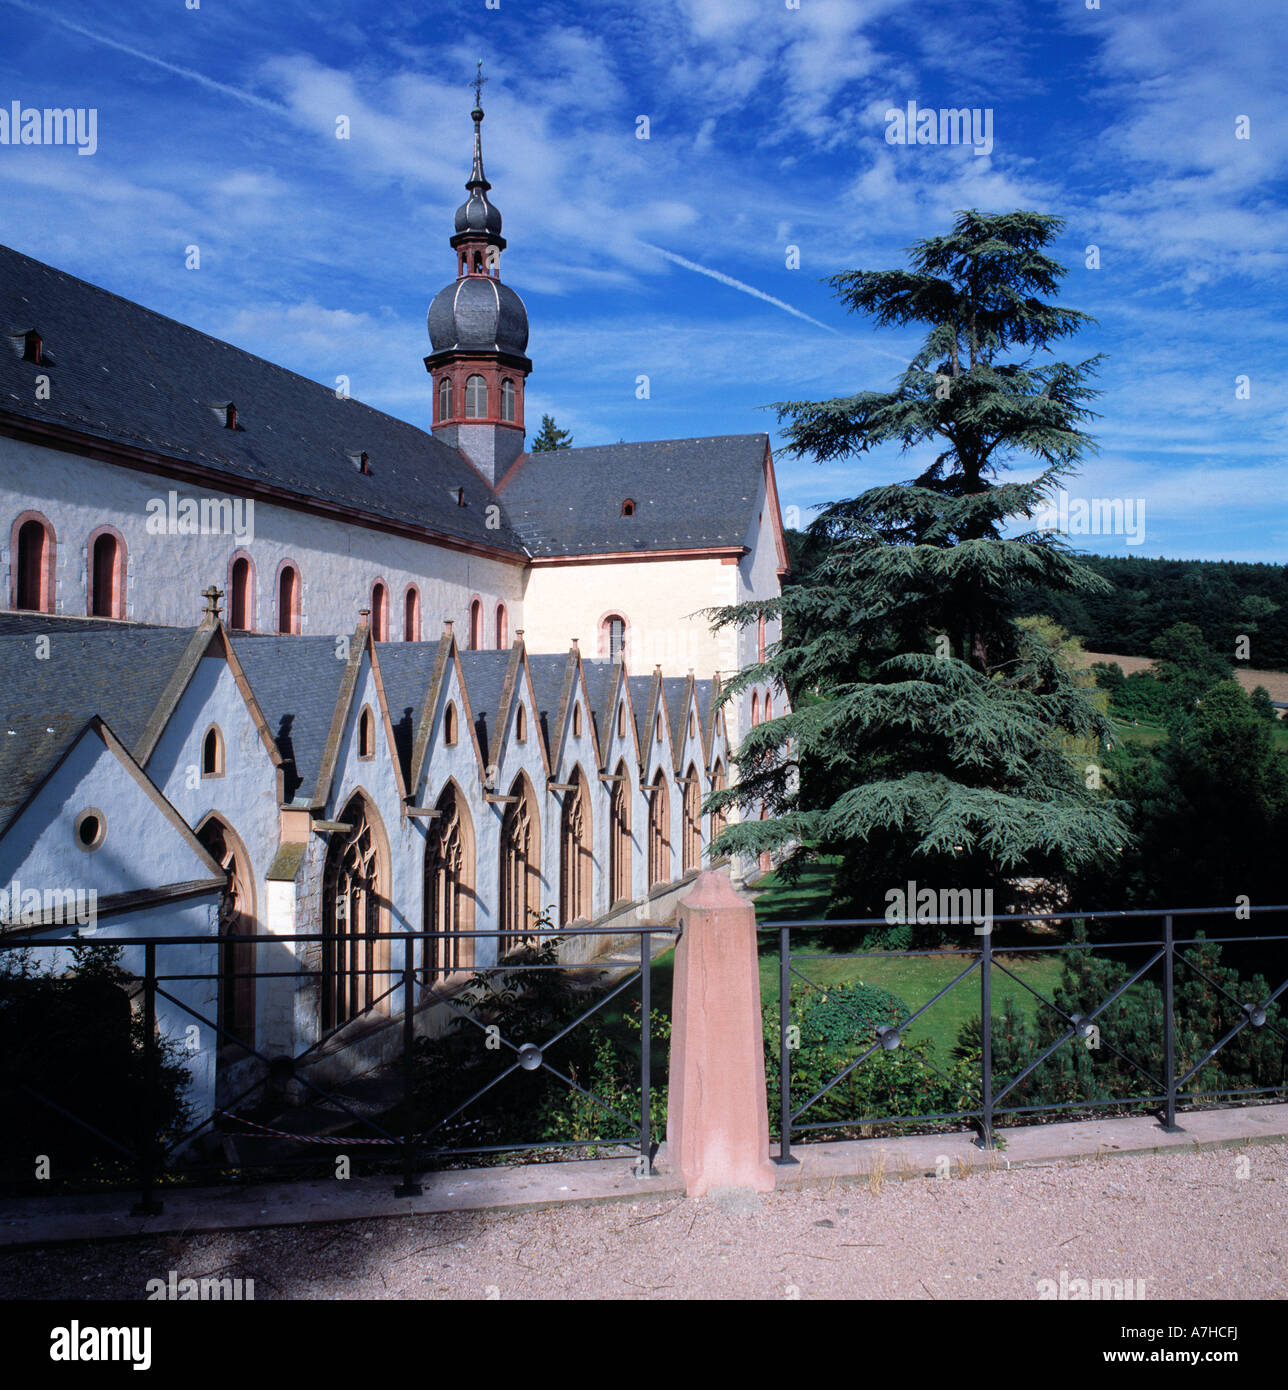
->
[471, 60, 487, 109]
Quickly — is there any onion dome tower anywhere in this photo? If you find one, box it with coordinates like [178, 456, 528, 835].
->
[426, 68, 531, 484]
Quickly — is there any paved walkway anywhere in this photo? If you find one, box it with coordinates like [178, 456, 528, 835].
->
[1, 1139, 1284, 1300]
[1, 1103, 1285, 1252]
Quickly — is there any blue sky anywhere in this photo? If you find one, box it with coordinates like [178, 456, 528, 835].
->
[1, 0, 1284, 561]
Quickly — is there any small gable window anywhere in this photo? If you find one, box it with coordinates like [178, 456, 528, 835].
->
[438, 376, 453, 422]
[617, 703, 626, 739]
[655, 711, 663, 742]
[445, 701, 458, 746]
[621, 499, 635, 517]
[572, 703, 582, 737]
[358, 705, 376, 760]
[688, 710, 696, 739]
[202, 724, 225, 778]
[501, 378, 516, 423]
[516, 703, 527, 743]
[74, 808, 106, 852]
[465, 374, 487, 419]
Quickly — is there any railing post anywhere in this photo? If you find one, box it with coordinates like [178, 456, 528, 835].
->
[1161, 914, 1182, 1133]
[394, 951, 422, 1196]
[778, 924, 796, 1165]
[637, 929, 654, 1177]
[979, 925, 994, 1150]
[666, 872, 776, 1196]
[132, 941, 163, 1216]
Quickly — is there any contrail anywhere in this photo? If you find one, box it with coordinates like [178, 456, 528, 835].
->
[1, 0, 288, 115]
[640, 242, 840, 334]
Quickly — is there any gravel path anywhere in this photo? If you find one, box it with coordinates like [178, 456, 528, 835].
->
[3, 1144, 1285, 1300]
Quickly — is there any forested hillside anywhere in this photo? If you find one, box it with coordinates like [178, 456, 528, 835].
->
[1012, 555, 1288, 669]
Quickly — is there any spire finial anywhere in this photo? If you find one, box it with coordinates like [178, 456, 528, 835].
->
[471, 59, 487, 112]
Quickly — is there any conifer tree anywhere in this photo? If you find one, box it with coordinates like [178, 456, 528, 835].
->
[708, 210, 1131, 921]
[530, 413, 573, 452]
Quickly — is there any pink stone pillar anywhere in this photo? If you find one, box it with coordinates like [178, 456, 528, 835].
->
[666, 870, 776, 1196]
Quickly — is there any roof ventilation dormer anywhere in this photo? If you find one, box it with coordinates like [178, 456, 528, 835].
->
[9, 328, 52, 365]
[347, 449, 372, 475]
[209, 400, 239, 430]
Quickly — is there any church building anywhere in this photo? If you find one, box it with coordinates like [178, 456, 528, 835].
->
[0, 94, 787, 1120]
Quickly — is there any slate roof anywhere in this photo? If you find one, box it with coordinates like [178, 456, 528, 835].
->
[0, 629, 195, 836]
[497, 435, 769, 557]
[578, 658, 619, 753]
[455, 650, 512, 765]
[0, 243, 527, 555]
[662, 677, 694, 761]
[0, 613, 180, 637]
[373, 641, 441, 783]
[231, 635, 351, 803]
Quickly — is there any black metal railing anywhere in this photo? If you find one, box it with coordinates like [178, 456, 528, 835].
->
[0, 923, 671, 1212]
[766, 905, 1288, 1164]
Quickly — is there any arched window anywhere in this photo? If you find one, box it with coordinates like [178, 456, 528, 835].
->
[469, 598, 483, 650]
[277, 562, 300, 635]
[515, 702, 527, 743]
[424, 782, 475, 984]
[609, 762, 632, 905]
[765, 692, 773, 721]
[370, 581, 389, 642]
[751, 691, 760, 726]
[647, 776, 670, 888]
[495, 602, 507, 648]
[572, 703, 582, 737]
[559, 767, 592, 926]
[202, 724, 225, 778]
[85, 529, 126, 619]
[501, 378, 516, 423]
[499, 776, 540, 954]
[710, 760, 728, 843]
[682, 763, 702, 873]
[757, 613, 766, 662]
[688, 710, 696, 739]
[404, 585, 421, 642]
[197, 816, 256, 1055]
[759, 804, 772, 873]
[438, 376, 452, 422]
[322, 794, 390, 1030]
[444, 701, 458, 746]
[617, 702, 626, 740]
[358, 704, 375, 759]
[621, 499, 635, 517]
[603, 614, 627, 664]
[465, 374, 487, 419]
[228, 554, 254, 631]
[655, 711, 663, 743]
[13, 514, 55, 613]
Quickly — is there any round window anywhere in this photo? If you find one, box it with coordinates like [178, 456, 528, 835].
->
[74, 808, 106, 851]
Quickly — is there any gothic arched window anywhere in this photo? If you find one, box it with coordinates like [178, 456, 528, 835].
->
[559, 767, 592, 925]
[647, 776, 670, 888]
[469, 598, 483, 650]
[424, 782, 475, 985]
[710, 760, 727, 843]
[682, 762, 702, 873]
[358, 705, 376, 760]
[322, 795, 390, 1031]
[198, 816, 256, 1055]
[202, 724, 225, 778]
[444, 701, 458, 746]
[501, 378, 516, 422]
[610, 762, 632, 905]
[751, 691, 760, 726]
[465, 374, 487, 419]
[495, 602, 508, 648]
[438, 376, 452, 422]
[404, 585, 421, 642]
[499, 777, 540, 954]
